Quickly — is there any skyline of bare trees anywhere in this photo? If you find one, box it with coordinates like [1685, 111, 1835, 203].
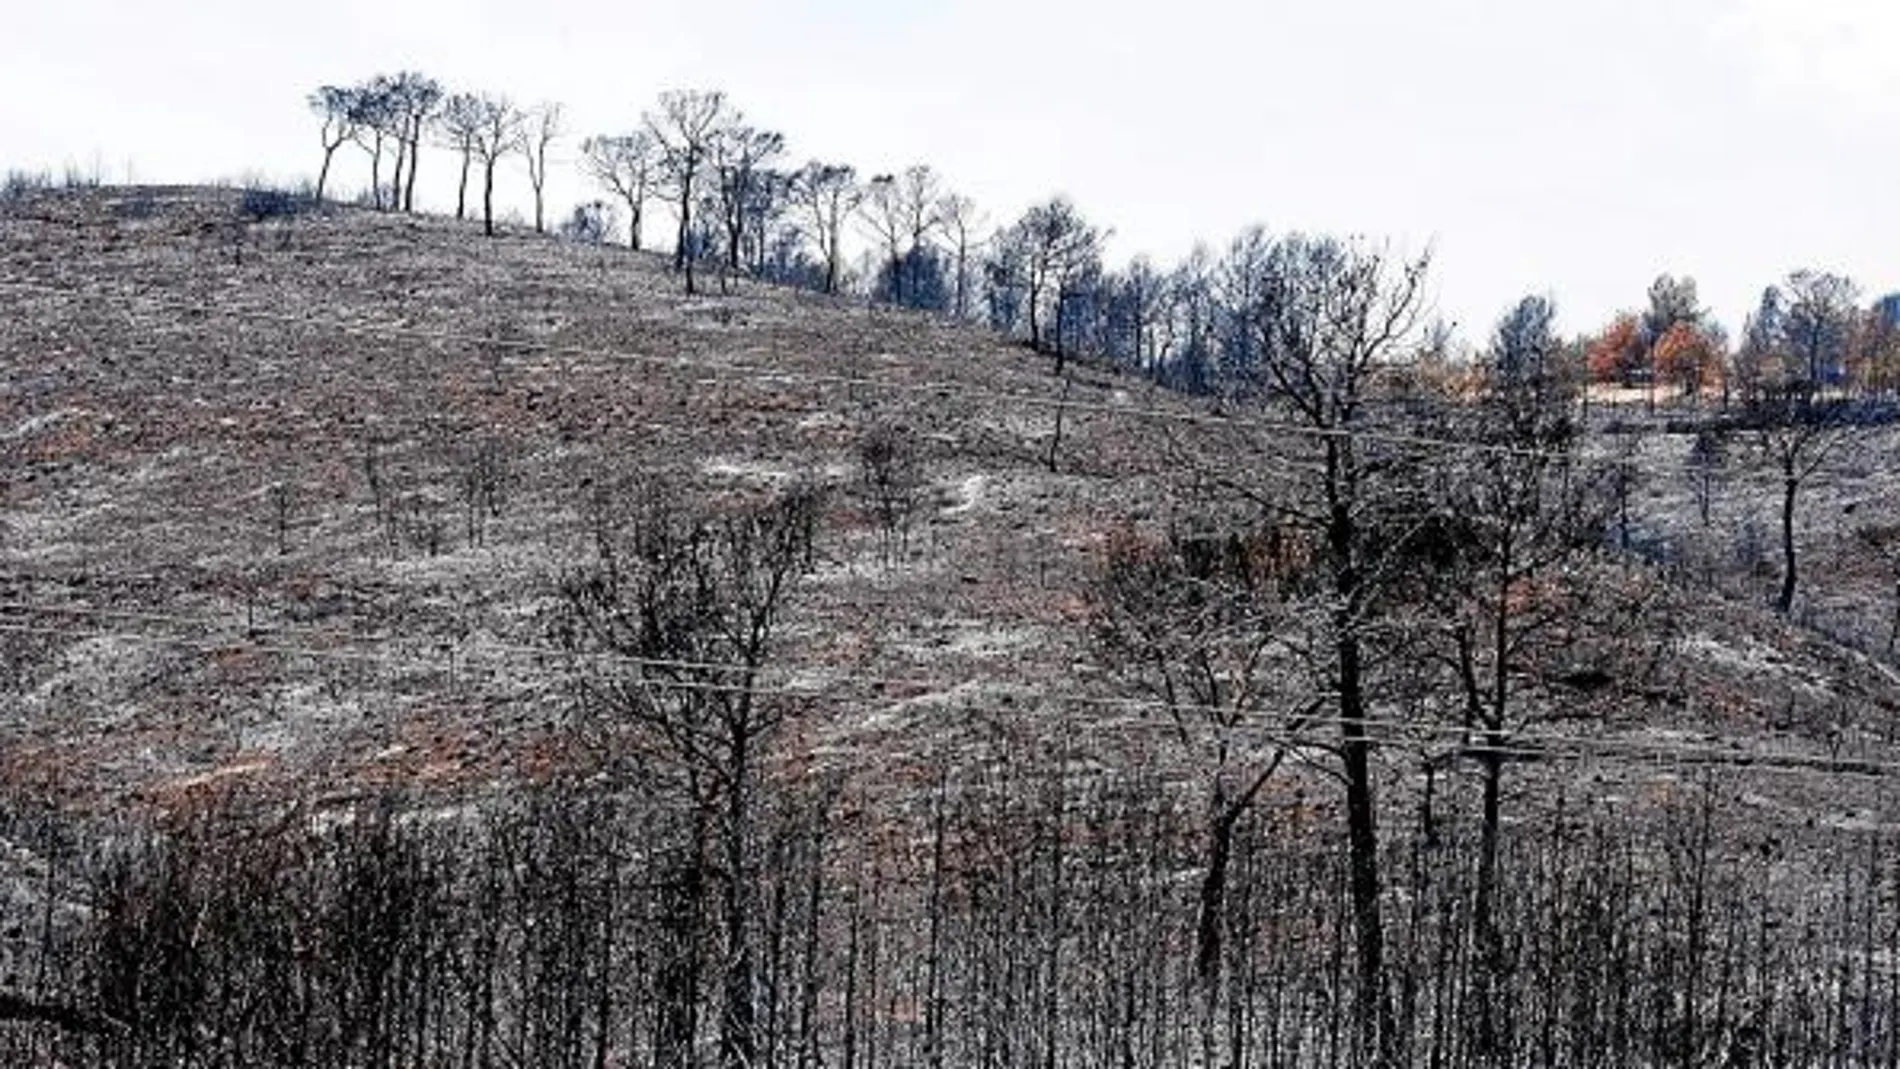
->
[299, 73, 1898, 403]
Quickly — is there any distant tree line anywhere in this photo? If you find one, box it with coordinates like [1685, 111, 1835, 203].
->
[305, 75, 1899, 405]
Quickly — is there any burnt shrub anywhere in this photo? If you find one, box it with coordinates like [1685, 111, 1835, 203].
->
[238, 186, 317, 223]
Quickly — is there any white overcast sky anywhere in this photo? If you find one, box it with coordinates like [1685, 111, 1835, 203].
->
[3, 0, 1896, 338]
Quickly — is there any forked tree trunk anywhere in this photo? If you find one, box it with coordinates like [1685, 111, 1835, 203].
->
[390, 139, 406, 213]
[1195, 762, 1282, 992]
[674, 172, 694, 274]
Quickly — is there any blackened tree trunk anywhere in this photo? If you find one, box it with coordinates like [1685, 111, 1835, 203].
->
[1196, 756, 1283, 990]
[316, 145, 340, 203]
[390, 139, 407, 214]
[675, 171, 695, 279]
[1778, 475, 1798, 615]
[455, 150, 472, 221]
[1024, 262, 1046, 352]
[1196, 801, 1239, 989]
[482, 162, 498, 238]
[1890, 575, 1899, 654]
[923, 776, 948, 1069]
[1053, 292, 1068, 375]
[1340, 629, 1391, 1066]
[1474, 744, 1505, 1059]
[1328, 437, 1395, 1069]
[725, 193, 747, 275]
[368, 136, 384, 209]
[1755, 394, 1847, 616]
[1460, 559, 1517, 1066]
[403, 123, 424, 212]
[720, 728, 759, 1069]
[656, 816, 708, 1069]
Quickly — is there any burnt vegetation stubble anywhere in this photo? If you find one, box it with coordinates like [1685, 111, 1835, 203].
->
[0, 188, 1898, 1066]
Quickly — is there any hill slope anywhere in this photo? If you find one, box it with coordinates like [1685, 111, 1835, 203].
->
[0, 187, 1197, 806]
[0, 186, 1896, 821]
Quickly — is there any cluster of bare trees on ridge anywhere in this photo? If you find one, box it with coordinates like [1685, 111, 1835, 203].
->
[4, 72, 1900, 1068]
[306, 77, 1900, 401]
[306, 77, 1088, 315]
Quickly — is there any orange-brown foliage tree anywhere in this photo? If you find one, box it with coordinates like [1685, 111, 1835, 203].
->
[1652, 321, 1724, 397]
[1586, 314, 1644, 386]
